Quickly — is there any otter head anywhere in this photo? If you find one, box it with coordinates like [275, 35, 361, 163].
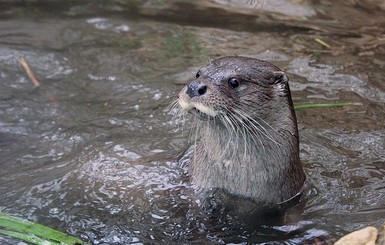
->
[177, 56, 305, 205]
[178, 56, 296, 132]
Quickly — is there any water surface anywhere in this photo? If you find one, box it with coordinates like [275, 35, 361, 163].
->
[1, 0, 385, 244]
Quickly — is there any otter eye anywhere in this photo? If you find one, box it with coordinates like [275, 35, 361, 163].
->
[196, 71, 200, 78]
[228, 77, 240, 88]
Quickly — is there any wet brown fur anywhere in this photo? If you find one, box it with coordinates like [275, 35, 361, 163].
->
[176, 56, 306, 205]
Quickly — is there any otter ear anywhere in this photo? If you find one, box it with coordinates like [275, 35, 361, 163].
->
[271, 71, 289, 96]
[272, 71, 289, 85]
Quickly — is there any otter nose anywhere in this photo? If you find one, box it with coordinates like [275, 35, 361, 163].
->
[186, 81, 207, 98]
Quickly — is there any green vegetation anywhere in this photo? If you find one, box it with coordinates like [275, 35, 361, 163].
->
[0, 212, 87, 245]
[294, 102, 358, 110]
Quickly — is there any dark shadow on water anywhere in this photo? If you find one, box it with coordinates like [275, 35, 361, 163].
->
[186, 188, 313, 244]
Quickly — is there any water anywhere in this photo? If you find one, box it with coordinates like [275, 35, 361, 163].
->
[1, 0, 385, 244]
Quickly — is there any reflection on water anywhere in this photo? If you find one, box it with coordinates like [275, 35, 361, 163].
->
[1, 0, 385, 244]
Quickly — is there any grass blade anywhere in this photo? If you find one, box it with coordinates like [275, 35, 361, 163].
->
[294, 102, 360, 110]
[0, 212, 86, 245]
[0, 229, 58, 245]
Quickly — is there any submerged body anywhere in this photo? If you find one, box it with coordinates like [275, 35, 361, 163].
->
[178, 56, 305, 205]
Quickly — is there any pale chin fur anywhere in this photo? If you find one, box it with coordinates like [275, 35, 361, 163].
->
[179, 98, 218, 117]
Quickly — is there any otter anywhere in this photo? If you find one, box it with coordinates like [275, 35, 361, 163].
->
[177, 56, 305, 206]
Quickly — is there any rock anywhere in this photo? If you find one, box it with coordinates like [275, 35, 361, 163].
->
[377, 224, 385, 245]
[334, 226, 378, 245]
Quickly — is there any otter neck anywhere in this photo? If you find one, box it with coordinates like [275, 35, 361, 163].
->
[190, 106, 305, 205]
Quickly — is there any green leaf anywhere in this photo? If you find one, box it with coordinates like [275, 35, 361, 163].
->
[0, 229, 58, 245]
[0, 212, 87, 245]
[294, 102, 360, 110]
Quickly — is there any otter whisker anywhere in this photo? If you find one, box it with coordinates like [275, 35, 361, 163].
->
[246, 115, 282, 149]
[234, 112, 267, 156]
[167, 99, 179, 111]
[169, 99, 189, 135]
[236, 100, 281, 136]
[231, 108, 273, 148]
[191, 118, 202, 165]
[232, 107, 280, 148]
[219, 113, 238, 144]
[223, 109, 256, 158]
[219, 112, 242, 160]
